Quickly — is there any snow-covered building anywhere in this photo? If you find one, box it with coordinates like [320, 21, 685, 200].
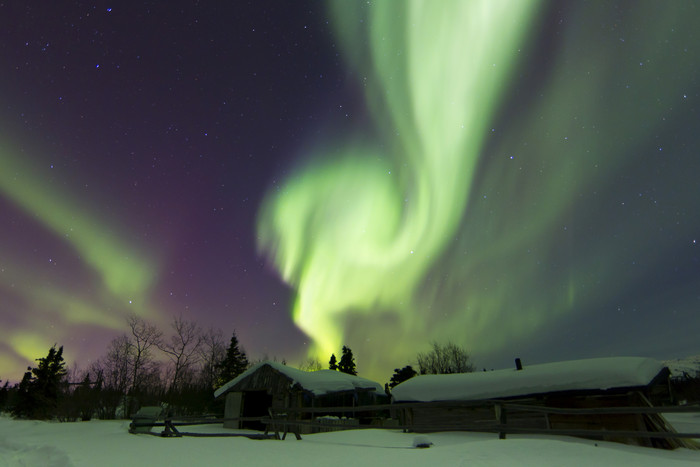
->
[214, 361, 387, 433]
[664, 355, 700, 381]
[391, 357, 685, 449]
[664, 355, 700, 405]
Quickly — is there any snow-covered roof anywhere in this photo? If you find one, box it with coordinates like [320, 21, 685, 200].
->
[663, 355, 700, 379]
[391, 357, 668, 403]
[214, 361, 384, 398]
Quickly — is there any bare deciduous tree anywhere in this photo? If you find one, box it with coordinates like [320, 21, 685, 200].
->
[298, 357, 323, 372]
[416, 341, 474, 375]
[158, 315, 202, 391]
[198, 327, 226, 390]
[127, 315, 162, 415]
[92, 334, 131, 418]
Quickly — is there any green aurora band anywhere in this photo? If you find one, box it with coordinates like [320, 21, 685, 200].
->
[0, 145, 156, 301]
[259, 0, 700, 377]
[258, 1, 542, 368]
[0, 142, 157, 363]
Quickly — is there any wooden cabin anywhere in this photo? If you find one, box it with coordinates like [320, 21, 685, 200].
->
[391, 357, 692, 449]
[214, 361, 386, 434]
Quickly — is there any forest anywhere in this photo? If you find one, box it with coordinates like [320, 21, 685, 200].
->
[0, 315, 475, 421]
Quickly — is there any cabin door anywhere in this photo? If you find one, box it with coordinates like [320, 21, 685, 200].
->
[241, 390, 273, 431]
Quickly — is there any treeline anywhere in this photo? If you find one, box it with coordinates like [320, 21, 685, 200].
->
[0, 315, 251, 421]
[314, 341, 474, 390]
[0, 313, 475, 421]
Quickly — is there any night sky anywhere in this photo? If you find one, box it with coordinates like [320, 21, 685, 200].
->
[1, 1, 699, 384]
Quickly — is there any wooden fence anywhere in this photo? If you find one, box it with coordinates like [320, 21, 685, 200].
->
[268, 400, 700, 444]
[129, 400, 700, 448]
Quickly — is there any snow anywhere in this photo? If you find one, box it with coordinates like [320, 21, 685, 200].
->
[214, 361, 384, 399]
[1, 414, 700, 466]
[664, 356, 700, 379]
[4, 357, 696, 465]
[392, 357, 666, 402]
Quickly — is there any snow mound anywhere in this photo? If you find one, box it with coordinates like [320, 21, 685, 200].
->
[0, 438, 73, 467]
[392, 357, 666, 402]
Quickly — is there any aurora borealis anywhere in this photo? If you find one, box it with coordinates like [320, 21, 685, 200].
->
[1, 1, 699, 384]
[258, 0, 541, 370]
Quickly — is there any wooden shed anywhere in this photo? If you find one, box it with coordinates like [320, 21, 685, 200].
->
[391, 357, 691, 449]
[214, 361, 386, 433]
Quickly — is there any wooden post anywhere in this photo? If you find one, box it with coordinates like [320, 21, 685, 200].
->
[266, 408, 281, 440]
[281, 390, 302, 440]
[292, 416, 302, 441]
[161, 419, 182, 437]
[496, 403, 507, 440]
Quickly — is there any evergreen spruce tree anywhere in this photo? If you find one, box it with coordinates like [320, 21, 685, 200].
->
[388, 365, 417, 388]
[33, 345, 67, 419]
[74, 373, 94, 421]
[11, 370, 34, 418]
[0, 380, 9, 411]
[216, 331, 249, 387]
[337, 346, 357, 375]
[329, 354, 338, 371]
[12, 345, 67, 419]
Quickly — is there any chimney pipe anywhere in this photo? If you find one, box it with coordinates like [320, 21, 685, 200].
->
[515, 358, 523, 371]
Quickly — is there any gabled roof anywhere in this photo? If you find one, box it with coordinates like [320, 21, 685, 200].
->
[391, 357, 668, 402]
[214, 361, 384, 398]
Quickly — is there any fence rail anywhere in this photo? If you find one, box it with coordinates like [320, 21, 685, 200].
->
[129, 400, 700, 447]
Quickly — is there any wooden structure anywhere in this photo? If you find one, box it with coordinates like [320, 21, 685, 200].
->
[214, 361, 387, 434]
[128, 406, 162, 434]
[392, 357, 693, 449]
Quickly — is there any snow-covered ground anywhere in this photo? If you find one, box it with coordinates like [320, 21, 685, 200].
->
[1, 414, 699, 466]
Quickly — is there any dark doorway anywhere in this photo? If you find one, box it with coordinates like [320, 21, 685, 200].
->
[241, 391, 272, 431]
